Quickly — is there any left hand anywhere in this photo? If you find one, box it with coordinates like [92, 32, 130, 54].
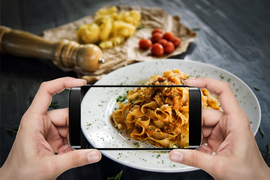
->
[0, 77, 102, 180]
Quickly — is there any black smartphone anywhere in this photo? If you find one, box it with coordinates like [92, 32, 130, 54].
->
[69, 85, 202, 150]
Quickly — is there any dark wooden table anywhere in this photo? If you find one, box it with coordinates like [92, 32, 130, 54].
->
[1, 0, 269, 179]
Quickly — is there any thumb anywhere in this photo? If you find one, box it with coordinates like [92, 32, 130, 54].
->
[169, 149, 217, 174]
[53, 149, 101, 174]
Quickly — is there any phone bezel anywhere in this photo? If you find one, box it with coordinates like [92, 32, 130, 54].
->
[69, 85, 201, 150]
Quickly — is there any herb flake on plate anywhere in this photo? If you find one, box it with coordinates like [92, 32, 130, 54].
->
[116, 95, 126, 102]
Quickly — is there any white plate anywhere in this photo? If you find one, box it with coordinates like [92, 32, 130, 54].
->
[81, 60, 261, 173]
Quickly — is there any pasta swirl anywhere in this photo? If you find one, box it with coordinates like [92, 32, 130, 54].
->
[110, 69, 220, 148]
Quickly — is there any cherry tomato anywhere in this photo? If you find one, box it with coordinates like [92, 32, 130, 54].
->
[171, 37, 181, 48]
[164, 42, 175, 54]
[152, 28, 162, 35]
[151, 43, 164, 56]
[151, 32, 163, 43]
[139, 39, 152, 50]
[158, 39, 168, 48]
[163, 32, 174, 41]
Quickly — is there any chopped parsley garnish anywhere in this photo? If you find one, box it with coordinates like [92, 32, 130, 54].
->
[220, 74, 224, 80]
[116, 95, 126, 102]
[128, 99, 134, 104]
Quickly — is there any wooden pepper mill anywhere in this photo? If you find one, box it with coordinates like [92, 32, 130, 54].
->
[0, 26, 105, 72]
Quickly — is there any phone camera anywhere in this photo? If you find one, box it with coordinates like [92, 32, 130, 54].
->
[195, 101, 199, 105]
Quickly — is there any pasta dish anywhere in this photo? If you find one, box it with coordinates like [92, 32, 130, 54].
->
[110, 69, 220, 148]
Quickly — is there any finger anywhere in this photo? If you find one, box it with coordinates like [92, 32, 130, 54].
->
[53, 149, 101, 174]
[207, 138, 224, 153]
[63, 138, 68, 145]
[184, 77, 241, 115]
[57, 127, 69, 138]
[202, 126, 213, 138]
[47, 108, 69, 127]
[206, 124, 225, 152]
[58, 144, 74, 154]
[170, 149, 217, 175]
[47, 109, 69, 138]
[202, 108, 223, 127]
[29, 77, 86, 115]
[202, 137, 208, 145]
[50, 139, 64, 153]
[197, 144, 212, 154]
[45, 124, 64, 152]
[46, 126, 69, 151]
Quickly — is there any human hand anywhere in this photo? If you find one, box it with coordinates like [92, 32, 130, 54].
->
[169, 77, 270, 179]
[0, 77, 102, 180]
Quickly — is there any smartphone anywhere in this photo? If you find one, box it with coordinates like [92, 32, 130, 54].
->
[69, 85, 202, 150]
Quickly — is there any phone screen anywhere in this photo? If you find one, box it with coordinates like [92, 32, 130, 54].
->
[69, 85, 201, 150]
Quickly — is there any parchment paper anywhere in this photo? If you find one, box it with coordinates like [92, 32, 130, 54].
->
[41, 5, 196, 83]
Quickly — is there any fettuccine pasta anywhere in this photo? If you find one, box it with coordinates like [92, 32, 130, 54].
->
[110, 69, 220, 148]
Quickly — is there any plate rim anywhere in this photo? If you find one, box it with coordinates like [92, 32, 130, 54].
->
[83, 59, 261, 172]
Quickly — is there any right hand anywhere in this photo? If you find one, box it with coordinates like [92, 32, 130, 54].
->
[169, 77, 270, 179]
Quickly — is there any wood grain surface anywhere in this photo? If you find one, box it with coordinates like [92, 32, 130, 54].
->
[1, 0, 269, 180]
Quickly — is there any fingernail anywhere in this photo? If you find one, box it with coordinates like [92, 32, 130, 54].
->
[183, 79, 192, 86]
[171, 151, 183, 163]
[87, 151, 100, 163]
[76, 79, 87, 86]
